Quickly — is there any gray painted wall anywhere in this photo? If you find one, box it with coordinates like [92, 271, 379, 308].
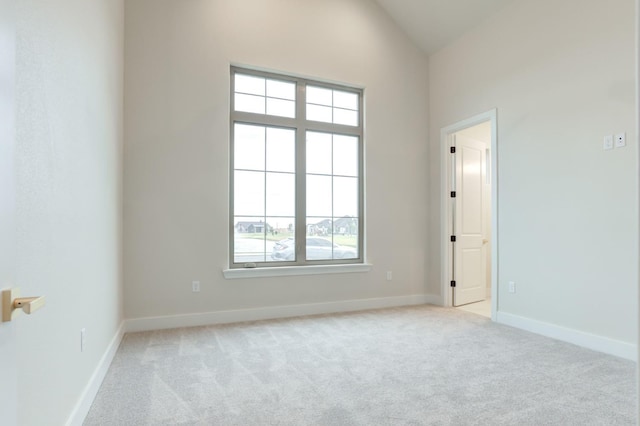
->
[123, 0, 431, 320]
[14, 0, 124, 423]
[429, 0, 637, 344]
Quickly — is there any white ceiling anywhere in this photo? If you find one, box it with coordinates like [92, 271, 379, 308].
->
[374, 0, 515, 55]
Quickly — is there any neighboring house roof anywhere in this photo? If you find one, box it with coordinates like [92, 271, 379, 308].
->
[235, 221, 270, 231]
[236, 221, 267, 227]
[309, 216, 357, 228]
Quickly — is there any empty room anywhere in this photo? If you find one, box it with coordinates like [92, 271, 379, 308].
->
[0, 0, 638, 424]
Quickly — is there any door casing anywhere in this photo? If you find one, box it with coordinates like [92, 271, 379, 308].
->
[440, 109, 498, 319]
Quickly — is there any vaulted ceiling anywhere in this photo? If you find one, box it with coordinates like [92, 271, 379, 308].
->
[374, 0, 515, 55]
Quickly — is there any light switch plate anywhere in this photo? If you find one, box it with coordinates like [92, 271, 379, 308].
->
[603, 135, 614, 150]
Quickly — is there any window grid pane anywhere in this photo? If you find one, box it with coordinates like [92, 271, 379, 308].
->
[266, 217, 296, 262]
[267, 79, 295, 100]
[306, 86, 359, 127]
[306, 104, 332, 123]
[235, 93, 266, 115]
[266, 127, 295, 173]
[235, 74, 265, 96]
[306, 131, 332, 175]
[307, 86, 332, 106]
[333, 108, 358, 126]
[266, 98, 295, 118]
[234, 74, 297, 119]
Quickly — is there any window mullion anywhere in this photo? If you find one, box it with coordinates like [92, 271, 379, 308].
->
[232, 111, 297, 128]
[295, 81, 307, 265]
[330, 134, 335, 257]
[263, 125, 268, 262]
[303, 121, 360, 135]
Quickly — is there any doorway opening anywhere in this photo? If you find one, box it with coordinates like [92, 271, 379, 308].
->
[440, 110, 497, 320]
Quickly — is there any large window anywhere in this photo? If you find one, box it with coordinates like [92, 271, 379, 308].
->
[230, 67, 363, 268]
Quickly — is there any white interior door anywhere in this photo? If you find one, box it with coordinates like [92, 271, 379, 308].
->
[453, 134, 487, 306]
[0, 0, 17, 423]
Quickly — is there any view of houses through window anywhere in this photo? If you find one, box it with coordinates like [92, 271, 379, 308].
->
[230, 68, 363, 267]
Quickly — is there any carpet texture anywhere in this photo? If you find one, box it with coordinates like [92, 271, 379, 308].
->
[84, 305, 636, 425]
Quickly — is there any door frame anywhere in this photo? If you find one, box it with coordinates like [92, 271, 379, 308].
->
[440, 109, 498, 319]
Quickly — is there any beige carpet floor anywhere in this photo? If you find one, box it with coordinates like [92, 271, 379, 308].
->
[84, 305, 636, 425]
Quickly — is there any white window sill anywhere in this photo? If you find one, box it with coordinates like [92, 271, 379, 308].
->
[223, 263, 372, 279]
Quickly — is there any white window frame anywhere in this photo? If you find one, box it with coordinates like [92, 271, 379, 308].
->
[228, 67, 365, 271]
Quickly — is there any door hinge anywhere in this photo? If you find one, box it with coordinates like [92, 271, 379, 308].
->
[450, 146, 456, 154]
[450, 280, 456, 287]
[450, 191, 456, 198]
[450, 235, 456, 242]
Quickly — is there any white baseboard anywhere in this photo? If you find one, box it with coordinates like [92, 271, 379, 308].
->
[423, 294, 443, 306]
[66, 322, 125, 426]
[125, 294, 433, 333]
[496, 311, 637, 361]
